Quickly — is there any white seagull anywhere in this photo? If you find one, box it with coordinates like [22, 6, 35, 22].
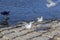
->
[37, 16, 43, 22]
[24, 21, 34, 29]
[46, 0, 56, 8]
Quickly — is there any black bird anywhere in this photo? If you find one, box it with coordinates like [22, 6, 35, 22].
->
[0, 11, 10, 26]
[1, 11, 9, 16]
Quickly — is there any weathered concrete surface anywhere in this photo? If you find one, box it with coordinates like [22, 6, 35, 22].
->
[0, 20, 60, 40]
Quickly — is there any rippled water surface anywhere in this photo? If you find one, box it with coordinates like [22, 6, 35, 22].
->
[0, 0, 60, 26]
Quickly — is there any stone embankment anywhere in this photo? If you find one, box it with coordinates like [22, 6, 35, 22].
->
[0, 20, 60, 40]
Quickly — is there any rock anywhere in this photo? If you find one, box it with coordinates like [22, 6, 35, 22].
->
[0, 33, 3, 38]
[57, 37, 60, 40]
[53, 35, 60, 40]
[0, 20, 60, 40]
[32, 36, 50, 40]
[0, 38, 6, 40]
[42, 29, 58, 38]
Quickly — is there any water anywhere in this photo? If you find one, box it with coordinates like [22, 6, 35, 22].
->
[0, 0, 60, 26]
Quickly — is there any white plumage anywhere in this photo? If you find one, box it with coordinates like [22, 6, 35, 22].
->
[37, 16, 43, 22]
[46, 0, 56, 8]
[25, 22, 34, 29]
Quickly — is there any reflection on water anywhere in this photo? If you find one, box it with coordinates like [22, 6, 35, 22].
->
[0, 11, 9, 27]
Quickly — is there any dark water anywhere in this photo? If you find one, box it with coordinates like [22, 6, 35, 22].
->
[0, 0, 60, 26]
